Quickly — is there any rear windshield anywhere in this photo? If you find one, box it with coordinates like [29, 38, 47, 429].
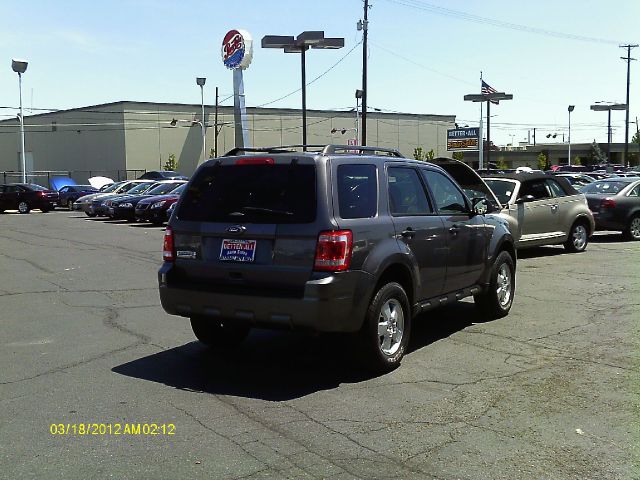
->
[178, 163, 316, 223]
[28, 184, 48, 191]
[581, 181, 629, 195]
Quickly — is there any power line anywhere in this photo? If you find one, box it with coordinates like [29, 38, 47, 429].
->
[252, 40, 362, 108]
[384, 0, 625, 45]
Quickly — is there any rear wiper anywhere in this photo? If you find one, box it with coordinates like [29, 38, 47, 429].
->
[242, 206, 294, 216]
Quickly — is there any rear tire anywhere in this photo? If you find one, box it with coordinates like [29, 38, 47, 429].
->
[474, 251, 515, 319]
[190, 317, 251, 348]
[67, 199, 74, 210]
[564, 220, 589, 252]
[623, 214, 640, 241]
[86, 211, 96, 217]
[18, 201, 30, 214]
[357, 282, 411, 373]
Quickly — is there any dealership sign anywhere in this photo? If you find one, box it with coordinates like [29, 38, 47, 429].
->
[222, 29, 254, 70]
[447, 127, 479, 151]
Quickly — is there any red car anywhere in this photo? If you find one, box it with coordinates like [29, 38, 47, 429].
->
[0, 183, 59, 213]
[134, 183, 185, 225]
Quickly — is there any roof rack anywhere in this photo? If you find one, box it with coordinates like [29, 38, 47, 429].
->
[223, 144, 404, 158]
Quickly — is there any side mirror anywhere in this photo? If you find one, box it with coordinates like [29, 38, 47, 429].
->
[472, 197, 489, 215]
[515, 194, 535, 204]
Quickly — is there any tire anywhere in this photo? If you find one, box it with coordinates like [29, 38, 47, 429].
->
[86, 211, 96, 217]
[41, 206, 52, 213]
[474, 251, 515, 319]
[358, 282, 411, 373]
[67, 199, 74, 210]
[190, 316, 251, 348]
[17, 201, 30, 214]
[564, 220, 589, 252]
[623, 214, 640, 241]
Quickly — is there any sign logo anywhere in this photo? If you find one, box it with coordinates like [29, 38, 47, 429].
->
[447, 127, 479, 151]
[222, 30, 253, 70]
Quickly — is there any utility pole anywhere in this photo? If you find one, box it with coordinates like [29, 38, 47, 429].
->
[360, 0, 369, 146]
[214, 86, 219, 158]
[620, 44, 637, 167]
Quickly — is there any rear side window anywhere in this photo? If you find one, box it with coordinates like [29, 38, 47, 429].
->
[546, 179, 566, 197]
[337, 164, 377, 219]
[519, 179, 551, 200]
[178, 163, 316, 223]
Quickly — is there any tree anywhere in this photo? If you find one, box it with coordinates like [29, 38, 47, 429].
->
[572, 155, 582, 166]
[537, 152, 548, 171]
[589, 141, 607, 165]
[452, 151, 464, 161]
[496, 156, 509, 170]
[413, 147, 435, 161]
[164, 153, 178, 171]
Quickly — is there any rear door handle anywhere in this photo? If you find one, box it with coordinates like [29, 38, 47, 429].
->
[401, 228, 415, 239]
[449, 225, 460, 235]
[550, 204, 559, 210]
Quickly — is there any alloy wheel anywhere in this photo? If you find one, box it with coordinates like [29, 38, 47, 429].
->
[496, 263, 512, 308]
[377, 298, 405, 356]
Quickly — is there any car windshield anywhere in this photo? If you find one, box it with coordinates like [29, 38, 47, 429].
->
[147, 183, 183, 195]
[28, 184, 48, 191]
[79, 185, 98, 191]
[101, 183, 121, 192]
[484, 179, 517, 205]
[581, 181, 630, 195]
[126, 183, 154, 194]
[170, 184, 186, 194]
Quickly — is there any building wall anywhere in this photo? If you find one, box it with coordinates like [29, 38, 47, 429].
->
[0, 105, 127, 184]
[0, 101, 455, 185]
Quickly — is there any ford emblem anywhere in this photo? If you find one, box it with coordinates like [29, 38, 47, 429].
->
[227, 225, 246, 234]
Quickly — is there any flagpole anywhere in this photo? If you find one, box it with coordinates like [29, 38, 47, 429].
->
[478, 71, 484, 170]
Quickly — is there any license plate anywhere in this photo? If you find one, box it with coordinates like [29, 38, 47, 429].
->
[219, 239, 257, 262]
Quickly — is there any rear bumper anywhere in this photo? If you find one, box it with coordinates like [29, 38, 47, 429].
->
[592, 211, 625, 231]
[158, 264, 375, 333]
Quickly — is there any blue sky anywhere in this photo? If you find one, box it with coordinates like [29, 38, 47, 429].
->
[1, 0, 638, 147]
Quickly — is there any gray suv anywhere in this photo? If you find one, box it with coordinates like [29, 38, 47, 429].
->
[158, 145, 516, 371]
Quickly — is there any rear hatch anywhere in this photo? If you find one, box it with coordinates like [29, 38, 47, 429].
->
[169, 155, 325, 297]
[430, 157, 502, 210]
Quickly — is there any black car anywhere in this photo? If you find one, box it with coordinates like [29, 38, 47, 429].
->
[57, 185, 99, 210]
[138, 170, 188, 181]
[582, 177, 640, 240]
[158, 145, 516, 371]
[0, 184, 58, 213]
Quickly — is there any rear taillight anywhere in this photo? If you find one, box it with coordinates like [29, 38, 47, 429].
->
[313, 230, 353, 272]
[235, 157, 275, 165]
[600, 198, 616, 209]
[37, 191, 45, 197]
[163, 227, 175, 262]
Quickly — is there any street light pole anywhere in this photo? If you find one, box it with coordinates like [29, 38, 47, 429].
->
[590, 103, 627, 166]
[196, 77, 206, 163]
[568, 105, 575, 166]
[261, 32, 344, 151]
[12, 59, 28, 183]
[463, 91, 513, 169]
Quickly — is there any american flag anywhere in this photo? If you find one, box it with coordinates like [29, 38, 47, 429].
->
[481, 80, 499, 104]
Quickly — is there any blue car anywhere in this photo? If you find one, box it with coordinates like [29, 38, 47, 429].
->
[58, 185, 99, 210]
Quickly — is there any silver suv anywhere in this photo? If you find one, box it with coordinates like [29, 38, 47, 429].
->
[159, 145, 517, 371]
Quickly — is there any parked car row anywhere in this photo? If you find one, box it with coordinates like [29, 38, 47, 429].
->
[73, 179, 186, 224]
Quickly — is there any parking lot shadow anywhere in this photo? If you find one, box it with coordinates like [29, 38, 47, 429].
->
[589, 232, 626, 243]
[112, 304, 477, 401]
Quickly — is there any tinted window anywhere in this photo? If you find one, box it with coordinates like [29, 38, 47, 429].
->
[147, 183, 183, 195]
[581, 181, 630, 195]
[485, 179, 516, 205]
[178, 164, 316, 224]
[338, 164, 377, 219]
[519, 179, 551, 200]
[629, 184, 640, 197]
[546, 179, 566, 197]
[28, 184, 48, 191]
[127, 183, 155, 194]
[387, 167, 432, 215]
[421, 170, 467, 214]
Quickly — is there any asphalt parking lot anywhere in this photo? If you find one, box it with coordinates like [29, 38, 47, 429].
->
[1, 210, 638, 479]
